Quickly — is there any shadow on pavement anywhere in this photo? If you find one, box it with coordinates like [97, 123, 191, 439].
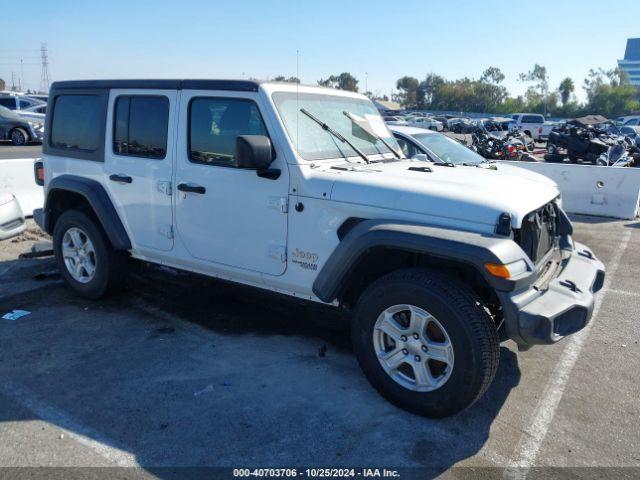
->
[0, 258, 521, 477]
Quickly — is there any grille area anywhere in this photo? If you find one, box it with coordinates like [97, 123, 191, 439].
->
[515, 202, 559, 264]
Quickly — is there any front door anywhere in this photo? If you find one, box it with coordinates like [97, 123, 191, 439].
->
[104, 90, 177, 252]
[174, 91, 288, 276]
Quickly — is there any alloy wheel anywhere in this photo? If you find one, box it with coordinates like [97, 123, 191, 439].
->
[62, 227, 97, 283]
[372, 304, 454, 392]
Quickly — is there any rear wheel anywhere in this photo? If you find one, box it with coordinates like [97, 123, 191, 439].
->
[352, 268, 499, 417]
[53, 209, 126, 299]
[10, 128, 28, 146]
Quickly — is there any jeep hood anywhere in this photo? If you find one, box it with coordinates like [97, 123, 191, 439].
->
[325, 160, 559, 229]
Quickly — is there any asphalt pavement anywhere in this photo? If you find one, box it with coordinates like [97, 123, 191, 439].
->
[0, 143, 42, 160]
[0, 217, 638, 479]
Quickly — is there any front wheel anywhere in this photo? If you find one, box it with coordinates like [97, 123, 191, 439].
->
[352, 268, 499, 417]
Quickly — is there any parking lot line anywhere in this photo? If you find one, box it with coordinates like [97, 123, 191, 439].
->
[0, 381, 137, 467]
[504, 229, 632, 478]
[606, 288, 640, 298]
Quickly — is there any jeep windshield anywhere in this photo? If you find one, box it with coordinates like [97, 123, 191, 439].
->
[413, 132, 485, 165]
[272, 92, 400, 162]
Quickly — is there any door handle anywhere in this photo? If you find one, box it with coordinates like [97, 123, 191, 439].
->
[177, 183, 206, 194]
[109, 174, 133, 184]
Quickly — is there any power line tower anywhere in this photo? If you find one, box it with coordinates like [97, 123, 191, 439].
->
[39, 43, 50, 93]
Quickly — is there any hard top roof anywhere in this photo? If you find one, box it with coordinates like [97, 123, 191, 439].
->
[50, 79, 262, 92]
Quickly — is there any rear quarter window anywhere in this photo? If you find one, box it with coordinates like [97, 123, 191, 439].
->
[50, 95, 102, 152]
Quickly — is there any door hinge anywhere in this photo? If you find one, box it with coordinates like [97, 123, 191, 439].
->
[268, 245, 287, 263]
[157, 180, 172, 196]
[268, 196, 288, 213]
[159, 225, 174, 239]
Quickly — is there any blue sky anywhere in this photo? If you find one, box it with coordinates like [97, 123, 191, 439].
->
[1, 0, 638, 101]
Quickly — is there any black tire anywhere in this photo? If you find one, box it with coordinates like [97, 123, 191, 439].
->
[53, 209, 126, 299]
[10, 128, 28, 146]
[352, 268, 499, 418]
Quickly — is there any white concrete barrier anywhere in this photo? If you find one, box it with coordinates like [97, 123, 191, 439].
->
[0, 158, 44, 217]
[501, 161, 640, 219]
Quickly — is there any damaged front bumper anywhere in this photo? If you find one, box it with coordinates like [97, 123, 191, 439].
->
[500, 239, 605, 346]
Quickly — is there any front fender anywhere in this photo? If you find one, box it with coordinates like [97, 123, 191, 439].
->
[312, 219, 531, 303]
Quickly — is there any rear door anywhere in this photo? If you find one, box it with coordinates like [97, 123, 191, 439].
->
[104, 90, 177, 252]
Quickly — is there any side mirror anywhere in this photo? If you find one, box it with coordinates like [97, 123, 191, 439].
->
[411, 153, 429, 162]
[235, 135, 274, 170]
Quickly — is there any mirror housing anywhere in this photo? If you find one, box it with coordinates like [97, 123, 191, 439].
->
[236, 135, 274, 170]
[411, 153, 429, 162]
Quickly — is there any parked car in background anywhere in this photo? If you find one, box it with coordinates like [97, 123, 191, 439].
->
[382, 115, 408, 126]
[0, 105, 44, 145]
[0, 192, 26, 240]
[448, 117, 476, 133]
[622, 116, 640, 126]
[16, 106, 46, 125]
[510, 113, 554, 141]
[0, 95, 45, 111]
[389, 125, 549, 178]
[407, 115, 444, 131]
[22, 103, 47, 114]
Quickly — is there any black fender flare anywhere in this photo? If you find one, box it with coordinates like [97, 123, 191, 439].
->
[312, 219, 531, 303]
[43, 175, 132, 250]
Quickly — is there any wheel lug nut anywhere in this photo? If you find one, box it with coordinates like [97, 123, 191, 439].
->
[402, 349, 408, 355]
[414, 355, 421, 362]
[413, 333, 419, 339]
[400, 335, 407, 341]
[421, 345, 428, 352]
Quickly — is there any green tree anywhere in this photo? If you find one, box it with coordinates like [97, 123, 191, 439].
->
[417, 74, 445, 109]
[583, 68, 640, 117]
[317, 73, 358, 92]
[0, 78, 5, 91]
[273, 75, 300, 83]
[519, 64, 549, 115]
[481, 67, 505, 84]
[558, 77, 575, 106]
[395, 76, 420, 108]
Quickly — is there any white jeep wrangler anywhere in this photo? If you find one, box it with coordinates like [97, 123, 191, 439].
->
[34, 80, 605, 417]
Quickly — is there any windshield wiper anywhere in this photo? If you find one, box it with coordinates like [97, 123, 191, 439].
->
[300, 108, 370, 164]
[342, 111, 402, 160]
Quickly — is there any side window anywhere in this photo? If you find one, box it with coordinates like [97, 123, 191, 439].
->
[113, 95, 169, 159]
[19, 99, 34, 109]
[189, 97, 267, 167]
[50, 95, 102, 152]
[0, 97, 16, 110]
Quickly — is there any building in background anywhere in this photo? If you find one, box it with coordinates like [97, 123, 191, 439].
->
[618, 38, 640, 86]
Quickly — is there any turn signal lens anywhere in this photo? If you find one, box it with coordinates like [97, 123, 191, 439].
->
[484, 263, 511, 278]
[485, 260, 529, 279]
